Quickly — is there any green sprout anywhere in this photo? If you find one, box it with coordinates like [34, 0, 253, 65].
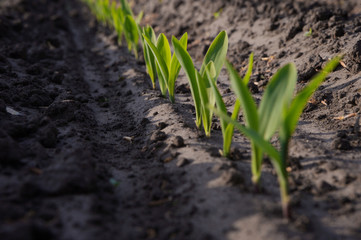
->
[124, 15, 140, 58]
[84, 0, 143, 58]
[110, 2, 125, 45]
[172, 31, 228, 136]
[119, 0, 143, 58]
[208, 55, 253, 157]
[143, 32, 188, 102]
[304, 28, 312, 37]
[142, 26, 158, 89]
[214, 56, 340, 218]
[213, 8, 223, 19]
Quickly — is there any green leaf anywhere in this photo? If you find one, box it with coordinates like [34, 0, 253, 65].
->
[168, 33, 188, 103]
[155, 34, 172, 96]
[196, 70, 212, 136]
[283, 56, 341, 138]
[243, 53, 254, 85]
[143, 34, 169, 84]
[111, 5, 124, 45]
[205, 61, 217, 123]
[212, 107, 281, 162]
[156, 34, 172, 70]
[142, 26, 157, 89]
[200, 31, 228, 80]
[258, 63, 297, 140]
[208, 67, 228, 132]
[226, 59, 258, 130]
[120, 0, 133, 17]
[135, 11, 143, 24]
[223, 100, 241, 157]
[124, 15, 139, 57]
[172, 36, 201, 128]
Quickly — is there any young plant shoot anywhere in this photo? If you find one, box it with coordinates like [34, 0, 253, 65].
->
[124, 15, 140, 59]
[214, 55, 340, 218]
[110, 2, 125, 45]
[142, 26, 158, 89]
[172, 31, 228, 136]
[87, 0, 142, 58]
[143, 32, 188, 103]
[208, 55, 253, 157]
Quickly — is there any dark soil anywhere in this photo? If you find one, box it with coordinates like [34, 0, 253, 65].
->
[0, 0, 360, 239]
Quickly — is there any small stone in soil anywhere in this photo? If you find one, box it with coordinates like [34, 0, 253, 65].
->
[314, 180, 336, 194]
[343, 174, 357, 185]
[175, 83, 190, 94]
[211, 162, 236, 172]
[207, 147, 221, 157]
[176, 158, 192, 167]
[125, 90, 132, 96]
[325, 161, 339, 171]
[230, 147, 243, 161]
[149, 130, 167, 142]
[157, 122, 168, 130]
[333, 25, 345, 37]
[332, 138, 351, 150]
[140, 117, 150, 126]
[172, 136, 185, 148]
[293, 215, 311, 232]
[221, 169, 244, 186]
[38, 125, 59, 148]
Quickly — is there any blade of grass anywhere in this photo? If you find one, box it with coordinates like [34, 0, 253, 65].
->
[143, 34, 170, 87]
[258, 63, 297, 140]
[155, 34, 172, 96]
[120, 0, 133, 17]
[168, 33, 188, 103]
[124, 15, 139, 58]
[142, 26, 158, 89]
[283, 56, 341, 138]
[223, 99, 241, 157]
[212, 107, 280, 162]
[196, 70, 212, 136]
[226, 56, 263, 185]
[200, 31, 228, 80]
[172, 36, 202, 128]
[225, 59, 258, 130]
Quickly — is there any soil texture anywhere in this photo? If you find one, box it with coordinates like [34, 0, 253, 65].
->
[1, 0, 361, 239]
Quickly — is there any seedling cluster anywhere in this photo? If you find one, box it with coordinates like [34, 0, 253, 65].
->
[82, 0, 340, 218]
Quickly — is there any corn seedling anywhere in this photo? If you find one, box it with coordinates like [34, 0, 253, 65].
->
[118, 0, 143, 58]
[208, 55, 253, 157]
[172, 31, 228, 135]
[83, 0, 142, 58]
[143, 32, 188, 102]
[142, 26, 158, 89]
[124, 15, 140, 58]
[110, 2, 124, 45]
[214, 56, 340, 217]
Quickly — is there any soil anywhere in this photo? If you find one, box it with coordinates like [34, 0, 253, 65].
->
[0, 0, 361, 239]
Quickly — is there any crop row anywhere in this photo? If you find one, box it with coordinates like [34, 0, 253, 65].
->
[81, 0, 340, 218]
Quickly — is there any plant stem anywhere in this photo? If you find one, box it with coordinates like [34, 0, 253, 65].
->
[251, 142, 262, 189]
[279, 175, 290, 218]
[222, 141, 230, 158]
[279, 139, 290, 218]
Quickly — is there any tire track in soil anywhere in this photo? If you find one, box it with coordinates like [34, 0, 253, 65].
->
[65, 2, 191, 239]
